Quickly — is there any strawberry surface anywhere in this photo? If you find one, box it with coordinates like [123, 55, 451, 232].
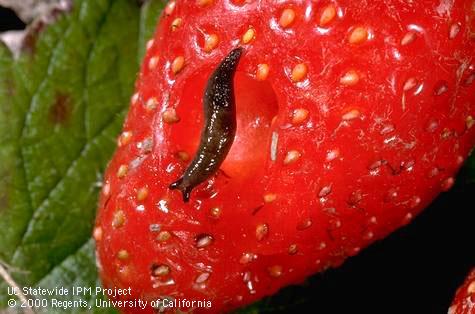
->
[450, 268, 475, 314]
[95, 0, 475, 312]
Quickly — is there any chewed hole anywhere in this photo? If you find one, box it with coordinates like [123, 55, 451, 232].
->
[171, 70, 278, 182]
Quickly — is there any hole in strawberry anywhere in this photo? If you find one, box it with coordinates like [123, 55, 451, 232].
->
[172, 71, 278, 184]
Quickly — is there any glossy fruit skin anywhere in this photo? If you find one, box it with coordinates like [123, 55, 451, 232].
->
[95, 0, 475, 313]
[450, 269, 475, 314]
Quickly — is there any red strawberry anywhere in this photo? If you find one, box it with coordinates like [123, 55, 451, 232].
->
[450, 268, 475, 314]
[95, 0, 475, 312]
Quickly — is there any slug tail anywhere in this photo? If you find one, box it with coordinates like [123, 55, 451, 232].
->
[169, 178, 192, 203]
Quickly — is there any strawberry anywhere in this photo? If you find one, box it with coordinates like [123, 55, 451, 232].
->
[94, 0, 475, 312]
[450, 268, 475, 314]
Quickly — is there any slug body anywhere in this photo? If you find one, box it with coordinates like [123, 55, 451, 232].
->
[170, 47, 244, 202]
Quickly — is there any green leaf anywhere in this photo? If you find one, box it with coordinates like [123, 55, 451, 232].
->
[0, 0, 164, 312]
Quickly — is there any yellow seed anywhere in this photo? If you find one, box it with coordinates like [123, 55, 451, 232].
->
[152, 264, 171, 276]
[209, 207, 221, 219]
[162, 108, 180, 124]
[93, 227, 103, 241]
[146, 39, 154, 50]
[291, 63, 308, 82]
[171, 56, 185, 74]
[401, 31, 416, 46]
[204, 34, 219, 52]
[403, 77, 417, 91]
[117, 249, 129, 260]
[267, 265, 283, 277]
[176, 151, 190, 161]
[145, 97, 158, 111]
[467, 281, 475, 294]
[284, 150, 301, 165]
[196, 0, 212, 6]
[157, 231, 172, 242]
[242, 27, 256, 44]
[137, 187, 149, 201]
[117, 164, 128, 178]
[256, 223, 269, 241]
[256, 63, 270, 81]
[467, 116, 474, 129]
[148, 56, 159, 70]
[165, 0, 176, 15]
[340, 70, 360, 86]
[342, 109, 361, 121]
[263, 193, 277, 203]
[279, 8, 296, 28]
[349, 26, 368, 44]
[291, 108, 309, 125]
[171, 18, 182, 31]
[112, 210, 126, 229]
[288, 244, 298, 255]
[320, 5, 337, 26]
[118, 131, 133, 147]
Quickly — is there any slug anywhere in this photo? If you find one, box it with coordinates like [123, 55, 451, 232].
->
[169, 47, 244, 202]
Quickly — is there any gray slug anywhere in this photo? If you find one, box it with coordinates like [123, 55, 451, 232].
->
[169, 47, 244, 202]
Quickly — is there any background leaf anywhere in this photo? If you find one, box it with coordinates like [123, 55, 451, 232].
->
[0, 0, 164, 312]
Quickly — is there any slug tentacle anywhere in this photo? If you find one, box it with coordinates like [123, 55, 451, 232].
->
[169, 47, 244, 202]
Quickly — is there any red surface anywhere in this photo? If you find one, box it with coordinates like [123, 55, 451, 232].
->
[450, 268, 475, 314]
[95, 1, 475, 312]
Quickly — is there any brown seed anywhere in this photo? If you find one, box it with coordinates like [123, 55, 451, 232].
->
[171, 18, 182, 31]
[263, 193, 277, 203]
[320, 5, 337, 26]
[116, 165, 128, 178]
[204, 34, 219, 52]
[401, 31, 416, 46]
[256, 223, 269, 241]
[157, 231, 171, 242]
[195, 234, 214, 248]
[288, 244, 298, 255]
[279, 8, 296, 28]
[267, 265, 283, 277]
[162, 108, 180, 124]
[349, 26, 368, 44]
[93, 227, 103, 241]
[291, 63, 308, 82]
[118, 131, 133, 147]
[340, 70, 360, 86]
[242, 27, 256, 44]
[165, 0, 176, 15]
[152, 264, 170, 277]
[283, 150, 301, 165]
[137, 187, 149, 201]
[171, 56, 185, 74]
[117, 249, 129, 260]
[291, 108, 309, 125]
[112, 210, 126, 229]
[256, 63, 270, 81]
